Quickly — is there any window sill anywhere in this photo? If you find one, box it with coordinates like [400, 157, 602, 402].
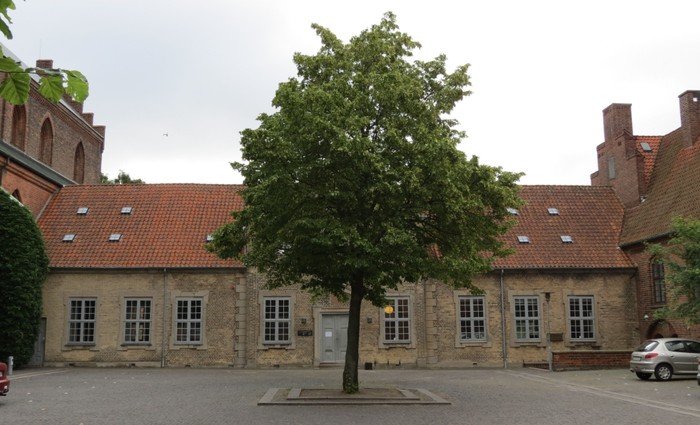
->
[62, 343, 97, 352]
[511, 340, 544, 348]
[172, 343, 206, 350]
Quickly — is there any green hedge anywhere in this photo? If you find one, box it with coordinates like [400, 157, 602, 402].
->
[0, 190, 49, 367]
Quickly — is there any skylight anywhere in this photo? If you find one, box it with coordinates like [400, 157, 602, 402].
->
[560, 235, 573, 243]
[206, 234, 214, 243]
[640, 142, 652, 152]
[108, 233, 122, 242]
[76, 207, 89, 215]
[517, 235, 530, 244]
[547, 208, 560, 215]
[62, 234, 76, 242]
[507, 208, 519, 215]
[120, 206, 133, 215]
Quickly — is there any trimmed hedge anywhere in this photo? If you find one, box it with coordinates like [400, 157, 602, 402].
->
[0, 190, 49, 367]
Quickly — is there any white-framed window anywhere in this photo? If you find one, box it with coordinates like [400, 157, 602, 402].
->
[263, 297, 291, 344]
[568, 296, 595, 341]
[175, 298, 202, 344]
[514, 296, 540, 341]
[384, 297, 411, 343]
[68, 298, 96, 344]
[123, 298, 152, 344]
[458, 296, 486, 341]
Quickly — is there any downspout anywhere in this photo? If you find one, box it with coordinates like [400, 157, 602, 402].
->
[500, 269, 508, 369]
[161, 268, 167, 368]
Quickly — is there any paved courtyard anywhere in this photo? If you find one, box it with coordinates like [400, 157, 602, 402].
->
[1, 367, 698, 424]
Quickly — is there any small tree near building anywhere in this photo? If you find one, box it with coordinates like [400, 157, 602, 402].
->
[0, 189, 49, 367]
[649, 217, 700, 326]
[209, 13, 521, 393]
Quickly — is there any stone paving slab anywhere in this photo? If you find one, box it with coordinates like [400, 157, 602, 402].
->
[259, 387, 450, 405]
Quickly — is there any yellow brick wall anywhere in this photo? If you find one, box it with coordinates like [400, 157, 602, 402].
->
[42, 269, 244, 367]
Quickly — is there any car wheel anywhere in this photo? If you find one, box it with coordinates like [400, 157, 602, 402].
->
[635, 372, 652, 380]
[654, 363, 673, 381]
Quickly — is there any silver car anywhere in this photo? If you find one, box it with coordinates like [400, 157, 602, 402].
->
[630, 338, 700, 381]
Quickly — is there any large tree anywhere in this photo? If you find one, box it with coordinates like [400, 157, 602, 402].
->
[649, 217, 700, 325]
[0, 1, 88, 104]
[0, 189, 49, 367]
[209, 13, 521, 393]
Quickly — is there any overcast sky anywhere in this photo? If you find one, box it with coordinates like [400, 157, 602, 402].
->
[5, 1, 699, 185]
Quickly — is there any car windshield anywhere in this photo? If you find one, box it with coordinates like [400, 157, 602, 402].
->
[635, 341, 658, 352]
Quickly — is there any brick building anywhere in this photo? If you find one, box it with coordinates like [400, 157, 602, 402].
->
[0, 45, 105, 216]
[591, 90, 700, 340]
[35, 184, 639, 370]
[4, 46, 693, 370]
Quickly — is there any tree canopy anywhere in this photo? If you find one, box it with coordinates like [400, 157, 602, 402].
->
[209, 12, 521, 392]
[649, 217, 700, 325]
[0, 189, 49, 367]
[0, 1, 88, 105]
[100, 170, 145, 185]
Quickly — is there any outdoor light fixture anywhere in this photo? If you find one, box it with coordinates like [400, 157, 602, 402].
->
[367, 317, 373, 324]
[643, 314, 649, 320]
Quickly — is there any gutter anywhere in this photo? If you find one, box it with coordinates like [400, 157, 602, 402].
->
[618, 231, 673, 248]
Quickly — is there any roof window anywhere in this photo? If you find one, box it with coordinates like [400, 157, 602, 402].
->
[547, 208, 560, 215]
[108, 233, 122, 242]
[120, 206, 133, 215]
[76, 207, 89, 215]
[560, 235, 573, 243]
[640, 142, 652, 152]
[62, 234, 76, 242]
[517, 235, 530, 244]
[206, 234, 214, 243]
[507, 207, 519, 215]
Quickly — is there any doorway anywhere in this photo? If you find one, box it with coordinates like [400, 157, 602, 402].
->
[28, 318, 46, 367]
[320, 313, 348, 363]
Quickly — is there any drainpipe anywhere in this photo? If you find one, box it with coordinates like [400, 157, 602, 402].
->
[545, 292, 552, 372]
[161, 268, 167, 368]
[500, 269, 508, 369]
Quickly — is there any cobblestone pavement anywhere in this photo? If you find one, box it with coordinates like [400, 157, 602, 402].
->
[0, 367, 698, 425]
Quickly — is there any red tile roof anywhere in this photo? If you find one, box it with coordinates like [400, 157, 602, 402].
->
[620, 130, 700, 245]
[493, 186, 633, 270]
[38, 184, 245, 269]
[38, 184, 633, 271]
[635, 136, 662, 186]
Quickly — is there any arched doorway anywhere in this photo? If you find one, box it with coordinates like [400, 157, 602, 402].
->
[645, 319, 677, 339]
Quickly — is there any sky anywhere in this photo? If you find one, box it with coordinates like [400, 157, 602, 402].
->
[4, 0, 700, 185]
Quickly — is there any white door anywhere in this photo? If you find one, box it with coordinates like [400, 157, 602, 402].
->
[321, 314, 348, 363]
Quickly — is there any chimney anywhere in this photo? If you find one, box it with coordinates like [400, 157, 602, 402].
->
[679, 90, 700, 148]
[35, 59, 54, 69]
[603, 103, 633, 143]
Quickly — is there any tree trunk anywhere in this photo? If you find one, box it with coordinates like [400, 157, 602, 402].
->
[342, 278, 364, 393]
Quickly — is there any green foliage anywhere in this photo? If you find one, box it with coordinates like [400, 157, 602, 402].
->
[211, 12, 521, 304]
[209, 12, 521, 392]
[100, 170, 145, 185]
[649, 217, 700, 325]
[0, 189, 49, 367]
[0, 2, 89, 104]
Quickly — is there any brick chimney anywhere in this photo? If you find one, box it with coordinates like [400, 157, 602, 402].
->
[679, 90, 700, 148]
[603, 103, 633, 143]
[35, 59, 53, 69]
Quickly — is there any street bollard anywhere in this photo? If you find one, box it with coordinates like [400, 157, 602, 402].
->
[7, 356, 13, 375]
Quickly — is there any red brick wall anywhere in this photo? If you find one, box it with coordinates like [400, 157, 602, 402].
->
[1, 159, 60, 216]
[552, 351, 631, 370]
[591, 134, 644, 208]
[0, 76, 105, 185]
